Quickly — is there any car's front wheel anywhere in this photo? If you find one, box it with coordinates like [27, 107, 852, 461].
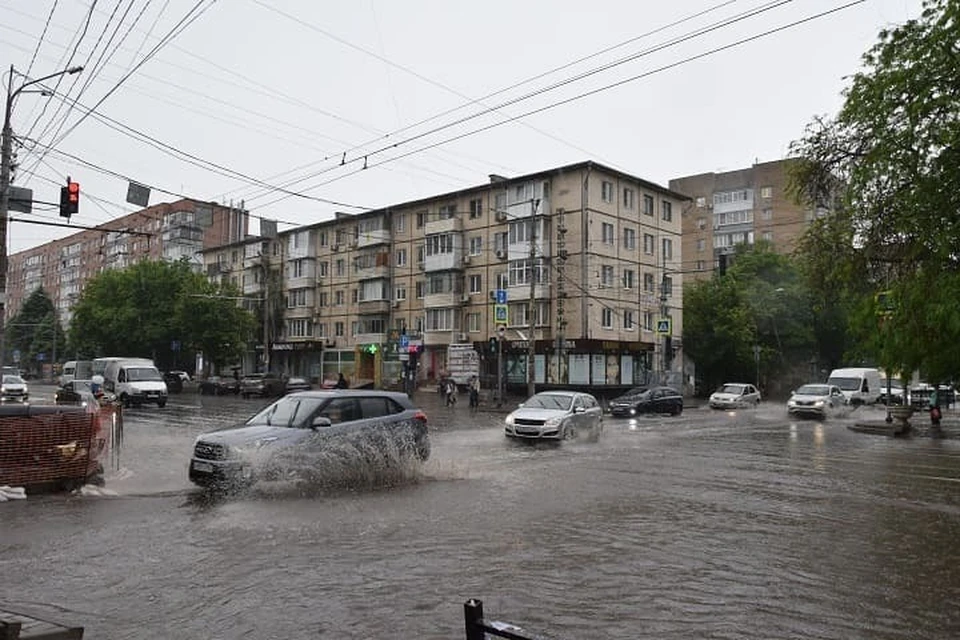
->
[563, 422, 577, 440]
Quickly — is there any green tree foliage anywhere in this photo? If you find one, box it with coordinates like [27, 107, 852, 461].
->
[790, 0, 960, 382]
[684, 243, 815, 395]
[5, 287, 64, 372]
[67, 259, 256, 371]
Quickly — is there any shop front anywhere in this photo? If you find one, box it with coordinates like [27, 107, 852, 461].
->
[270, 340, 324, 382]
[500, 339, 654, 393]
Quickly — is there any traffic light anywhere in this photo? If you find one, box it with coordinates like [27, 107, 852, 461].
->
[488, 337, 498, 353]
[59, 181, 79, 218]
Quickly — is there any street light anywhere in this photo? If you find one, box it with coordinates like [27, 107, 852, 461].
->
[0, 64, 83, 370]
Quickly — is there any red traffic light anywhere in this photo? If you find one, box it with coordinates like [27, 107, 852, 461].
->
[68, 181, 79, 203]
[60, 181, 80, 217]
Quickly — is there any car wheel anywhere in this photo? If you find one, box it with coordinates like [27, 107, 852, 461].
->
[157, 399, 167, 408]
[120, 393, 131, 408]
[416, 436, 431, 462]
[673, 404, 683, 416]
[563, 423, 577, 440]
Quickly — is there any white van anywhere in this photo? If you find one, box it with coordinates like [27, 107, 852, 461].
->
[59, 360, 93, 387]
[96, 357, 168, 408]
[827, 367, 882, 405]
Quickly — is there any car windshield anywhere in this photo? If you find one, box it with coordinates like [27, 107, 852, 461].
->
[2, 375, 24, 384]
[624, 386, 648, 396]
[828, 377, 861, 391]
[127, 367, 162, 382]
[719, 384, 746, 394]
[524, 394, 575, 411]
[245, 396, 328, 428]
[796, 384, 830, 396]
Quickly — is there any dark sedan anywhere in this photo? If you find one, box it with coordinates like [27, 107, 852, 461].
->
[608, 386, 683, 417]
[198, 376, 240, 396]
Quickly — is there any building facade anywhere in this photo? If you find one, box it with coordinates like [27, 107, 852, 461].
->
[6, 199, 248, 329]
[203, 161, 688, 392]
[669, 159, 826, 281]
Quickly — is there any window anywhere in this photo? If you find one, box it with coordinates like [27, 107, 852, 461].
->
[426, 308, 455, 331]
[508, 303, 529, 327]
[601, 222, 614, 245]
[288, 289, 309, 308]
[469, 236, 482, 256]
[601, 308, 613, 328]
[623, 269, 635, 290]
[715, 210, 754, 226]
[426, 234, 454, 256]
[760, 186, 773, 199]
[416, 211, 425, 228]
[697, 217, 706, 230]
[762, 231, 773, 242]
[695, 196, 706, 208]
[319, 261, 329, 277]
[661, 276, 673, 298]
[623, 188, 635, 209]
[469, 198, 483, 219]
[643, 272, 655, 293]
[601, 181, 614, 203]
[642, 194, 654, 215]
[352, 289, 359, 304]
[417, 244, 425, 263]
[762, 208, 773, 221]
[316, 323, 326, 337]
[643, 233, 655, 255]
[395, 286, 407, 301]
[662, 238, 673, 260]
[643, 311, 653, 331]
[623, 228, 636, 250]
[661, 200, 672, 222]
[395, 213, 406, 233]
[713, 190, 751, 205]
[335, 259, 345, 276]
[319, 291, 328, 307]
[416, 281, 424, 298]
[288, 319, 312, 338]
[469, 274, 482, 294]
[438, 204, 456, 220]
[601, 265, 614, 287]
[496, 272, 509, 290]
[508, 219, 533, 244]
[467, 312, 481, 332]
[696, 238, 705, 252]
[623, 310, 635, 330]
[696, 260, 705, 271]
[396, 248, 407, 266]
[335, 321, 345, 337]
[335, 290, 344, 306]
[508, 259, 548, 287]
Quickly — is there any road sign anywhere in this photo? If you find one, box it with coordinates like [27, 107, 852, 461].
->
[656, 318, 672, 335]
[399, 334, 409, 349]
[495, 289, 507, 304]
[8, 186, 33, 213]
[494, 304, 508, 324]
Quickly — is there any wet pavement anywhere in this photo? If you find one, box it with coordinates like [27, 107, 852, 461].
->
[2, 388, 960, 638]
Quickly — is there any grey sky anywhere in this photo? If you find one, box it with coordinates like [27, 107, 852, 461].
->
[1, 0, 921, 253]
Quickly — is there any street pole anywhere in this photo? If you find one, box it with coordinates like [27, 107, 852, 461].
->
[261, 251, 270, 372]
[527, 198, 540, 398]
[497, 333, 503, 408]
[0, 64, 82, 372]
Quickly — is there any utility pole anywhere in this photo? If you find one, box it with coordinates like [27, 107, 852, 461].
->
[527, 198, 540, 398]
[261, 250, 270, 372]
[0, 64, 82, 371]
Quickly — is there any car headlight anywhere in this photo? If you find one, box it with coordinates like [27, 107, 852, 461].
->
[544, 416, 563, 428]
[814, 400, 824, 407]
[787, 399, 796, 407]
[505, 415, 515, 426]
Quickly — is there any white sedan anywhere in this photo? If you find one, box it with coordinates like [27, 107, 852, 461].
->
[787, 384, 846, 419]
[505, 391, 603, 441]
[709, 383, 761, 409]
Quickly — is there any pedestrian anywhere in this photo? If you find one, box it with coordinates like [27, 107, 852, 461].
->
[469, 375, 480, 412]
[444, 377, 457, 407]
[336, 372, 348, 389]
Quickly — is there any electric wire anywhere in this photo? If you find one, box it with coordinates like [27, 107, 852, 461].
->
[24, 0, 59, 78]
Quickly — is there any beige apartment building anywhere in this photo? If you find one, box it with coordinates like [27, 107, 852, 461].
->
[6, 198, 247, 336]
[669, 159, 824, 281]
[204, 161, 688, 391]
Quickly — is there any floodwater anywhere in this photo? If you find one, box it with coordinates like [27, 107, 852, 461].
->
[2, 391, 960, 639]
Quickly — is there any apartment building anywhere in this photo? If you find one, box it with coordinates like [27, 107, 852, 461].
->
[669, 159, 827, 281]
[6, 199, 248, 329]
[204, 161, 688, 391]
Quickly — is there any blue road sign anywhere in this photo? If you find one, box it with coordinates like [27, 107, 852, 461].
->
[400, 335, 409, 349]
[495, 289, 507, 305]
[494, 304, 508, 323]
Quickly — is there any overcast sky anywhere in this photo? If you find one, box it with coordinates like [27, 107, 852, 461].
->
[1, 0, 921, 254]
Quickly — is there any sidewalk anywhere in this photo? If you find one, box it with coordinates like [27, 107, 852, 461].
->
[851, 405, 960, 439]
[407, 386, 519, 415]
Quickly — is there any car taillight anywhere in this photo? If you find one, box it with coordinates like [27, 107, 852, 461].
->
[414, 410, 427, 423]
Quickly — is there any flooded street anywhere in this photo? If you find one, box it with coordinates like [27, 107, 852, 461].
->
[3, 390, 960, 638]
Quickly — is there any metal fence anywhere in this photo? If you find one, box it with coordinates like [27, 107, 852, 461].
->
[464, 599, 550, 640]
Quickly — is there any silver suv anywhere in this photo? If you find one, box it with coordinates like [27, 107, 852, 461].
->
[189, 390, 430, 489]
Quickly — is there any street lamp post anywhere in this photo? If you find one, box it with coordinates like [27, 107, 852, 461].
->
[0, 64, 83, 370]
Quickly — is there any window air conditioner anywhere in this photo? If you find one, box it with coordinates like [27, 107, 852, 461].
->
[458, 333, 469, 342]
[495, 211, 508, 222]
[496, 249, 507, 259]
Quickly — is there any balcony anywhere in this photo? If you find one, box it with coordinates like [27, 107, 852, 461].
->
[507, 240, 549, 261]
[506, 283, 551, 300]
[355, 264, 391, 280]
[424, 216, 461, 236]
[357, 228, 391, 248]
[358, 299, 391, 315]
[423, 291, 459, 308]
[284, 306, 313, 319]
[424, 248, 463, 272]
[423, 331, 454, 346]
[355, 332, 387, 345]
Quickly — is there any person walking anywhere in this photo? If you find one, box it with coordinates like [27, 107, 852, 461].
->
[336, 372, 348, 389]
[468, 375, 480, 412]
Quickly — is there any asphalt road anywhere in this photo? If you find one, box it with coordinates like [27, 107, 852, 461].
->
[2, 387, 960, 639]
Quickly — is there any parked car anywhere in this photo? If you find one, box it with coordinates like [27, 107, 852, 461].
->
[786, 384, 846, 419]
[55, 379, 117, 406]
[240, 372, 286, 398]
[609, 386, 683, 417]
[284, 376, 312, 393]
[0, 374, 28, 403]
[709, 383, 761, 409]
[188, 390, 430, 489]
[504, 391, 603, 441]
[198, 376, 240, 396]
[168, 370, 191, 383]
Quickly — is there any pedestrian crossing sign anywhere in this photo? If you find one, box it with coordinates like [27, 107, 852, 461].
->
[494, 304, 508, 324]
[656, 318, 672, 335]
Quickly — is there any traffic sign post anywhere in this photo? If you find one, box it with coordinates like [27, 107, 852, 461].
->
[656, 318, 672, 335]
[494, 305, 508, 324]
[495, 289, 507, 305]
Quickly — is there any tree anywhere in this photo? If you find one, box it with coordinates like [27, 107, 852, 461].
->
[790, 0, 960, 382]
[6, 287, 64, 374]
[68, 259, 257, 372]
